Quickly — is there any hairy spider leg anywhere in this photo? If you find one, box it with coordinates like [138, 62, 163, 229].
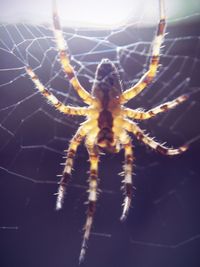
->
[120, 139, 134, 221]
[56, 119, 96, 209]
[120, 0, 166, 104]
[79, 145, 99, 263]
[52, 0, 93, 105]
[26, 66, 89, 116]
[123, 94, 188, 120]
[56, 128, 86, 210]
[122, 119, 188, 156]
[111, 123, 134, 220]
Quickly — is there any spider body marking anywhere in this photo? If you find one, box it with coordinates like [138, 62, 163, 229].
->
[25, 0, 189, 263]
[92, 59, 122, 153]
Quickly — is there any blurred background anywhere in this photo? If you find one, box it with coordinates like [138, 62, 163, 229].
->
[0, 1, 200, 267]
[0, 0, 200, 27]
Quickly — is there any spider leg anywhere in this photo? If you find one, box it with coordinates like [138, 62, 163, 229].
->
[120, 0, 166, 104]
[120, 138, 134, 221]
[122, 119, 188, 156]
[111, 125, 134, 221]
[79, 144, 99, 263]
[123, 94, 188, 120]
[56, 127, 86, 210]
[26, 66, 89, 116]
[52, 0, 93, 105]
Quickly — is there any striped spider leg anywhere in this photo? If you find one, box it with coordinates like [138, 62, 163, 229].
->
[25, 67, 89, 116]
[52, 0, 93, 105]
[120, 118, 188, 156]
[122, 94, 189, 120]
[25, 66, 93, 208]
[119, 134, 134, 222]
[120, 0, 166, 104]
[56, 127, 86, 210]
[79, 142, 100, 263]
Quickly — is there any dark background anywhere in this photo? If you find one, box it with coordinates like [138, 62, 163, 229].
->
[0, 15, 200, 267]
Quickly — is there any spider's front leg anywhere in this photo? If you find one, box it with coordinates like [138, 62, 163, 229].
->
[52, 0, 93, 105]
[26, 66, 89, 116]
[120, 0, 166, 104]
[79, 143, 99, 263]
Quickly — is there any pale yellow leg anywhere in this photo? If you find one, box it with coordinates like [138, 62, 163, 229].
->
[123, 94, 188, 120]
[26, 66, 89, 116]
[52, 1, 93, 105]
[56, 128, 86, 210]
[120, 0, 166, 104]
[79, 144, 99, 264]
[122, 119, 188, 156]
[120, 139, 134, 221]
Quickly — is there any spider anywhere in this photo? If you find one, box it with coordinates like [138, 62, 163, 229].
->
[26, 0, 188, 263]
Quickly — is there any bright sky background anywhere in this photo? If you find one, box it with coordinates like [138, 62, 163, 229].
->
[0, 0, 200, 27]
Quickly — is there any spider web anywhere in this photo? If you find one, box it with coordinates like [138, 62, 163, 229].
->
[0, 10, 200, 267]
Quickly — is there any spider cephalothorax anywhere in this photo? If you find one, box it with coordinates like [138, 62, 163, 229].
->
[92, 58, 122, 99]
[26, 0, 188, 263]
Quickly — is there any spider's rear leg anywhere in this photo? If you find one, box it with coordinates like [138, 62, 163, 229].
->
[56, 129, 85, 210]
[120, 139, 134, 221]
[123, 119, 188, 156]
[79, 145, 99, 264]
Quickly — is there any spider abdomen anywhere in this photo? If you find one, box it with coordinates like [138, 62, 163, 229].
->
[97, 127, 113, 144]
[97, 109, 115, 151]
[98, 109, 113, 129]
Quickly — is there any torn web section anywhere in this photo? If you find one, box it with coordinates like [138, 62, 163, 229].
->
[0, 15, 200, 267]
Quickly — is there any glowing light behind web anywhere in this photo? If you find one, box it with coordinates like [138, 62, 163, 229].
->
[58, 0, 135, 27]
[0, 0, 199, 27]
